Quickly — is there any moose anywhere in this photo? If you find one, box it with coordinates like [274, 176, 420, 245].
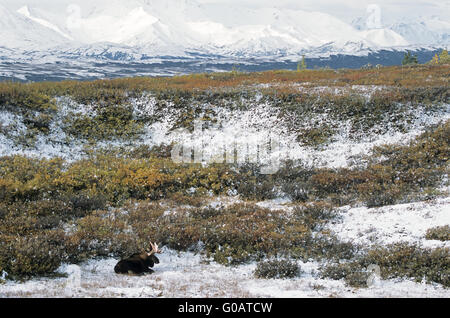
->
[114, 242, 163, 275]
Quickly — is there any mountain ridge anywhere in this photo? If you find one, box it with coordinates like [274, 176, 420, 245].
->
[0, 0, 448, 77]
[5, 1, 447, 57]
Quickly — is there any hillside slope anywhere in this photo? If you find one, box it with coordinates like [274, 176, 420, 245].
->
[0, 65, 448, 297]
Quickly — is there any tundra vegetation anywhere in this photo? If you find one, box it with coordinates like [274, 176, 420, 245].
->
[0, 65, 448, 288]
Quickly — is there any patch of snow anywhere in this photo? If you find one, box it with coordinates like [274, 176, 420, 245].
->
[255, 197, 293, 211]
[17, 6, 74, 41]
[1, 94, 448, 171]
[137, 96, 449, 170]
[1, 248, 448, 298]
[327, 197, 450, 249]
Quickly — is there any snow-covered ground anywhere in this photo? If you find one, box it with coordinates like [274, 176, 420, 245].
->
[1, 248, 449, 298]
[0, 89, 448, 298]
[1, 197, 448, 298]
[137, 93, 450, 169]
[327, 197, 450, 249]
[1, 94, 448, 171]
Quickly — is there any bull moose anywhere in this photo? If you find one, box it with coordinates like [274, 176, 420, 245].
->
[114, 242, 163, 275]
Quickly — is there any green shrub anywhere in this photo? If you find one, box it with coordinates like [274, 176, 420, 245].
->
[292, 203, 337, 231]
[0, 200, 74, 235]
[116, 200, 345, 265]
[0, 86, 58, 141]
[62, 103, 143, 141]
[359, 182, 403, 208]
[127, 144, 174, 159]
[363, 243, 449, 287]
[235, 164, 278, 200]
[254, 259, 300, 279]
[0, 230, 66, 280]
[320, 262, 368, 288]
[296, 126, 334, 147]
[425, 225, 450, 241]
[321, 243, 450, 288]
[304, 235, 357, 261]
[281, 180, 309, 202]
[67, 193, 107, 215]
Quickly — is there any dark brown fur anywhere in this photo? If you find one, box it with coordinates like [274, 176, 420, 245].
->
[114, 252, 160, 275]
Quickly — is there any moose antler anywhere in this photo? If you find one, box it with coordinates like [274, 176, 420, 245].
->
[147, 242, 162, 256]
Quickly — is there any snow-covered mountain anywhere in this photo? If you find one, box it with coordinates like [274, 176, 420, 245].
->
[0, 0, 448, 62]
[352, 15, 449, 47]
[0, 3, 70, 49]
[389, 17, 450, 46]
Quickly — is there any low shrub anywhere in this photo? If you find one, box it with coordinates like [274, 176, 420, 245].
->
[127, 144, 174, 159]
[320, 262, 368, 288]
[0, 231, 66, 280]
[66, 193, 107, 216]
[281, 180, 309, 202]
[303, 235, 357, 261]
[68, 212, 140, 260]
[254, 259, 300, 279]
[292, 203, 337, 231]
[321, 243, 450, 287]
[296, 126, 335, 147]
[235, 164, 278, 200]
[363, 243, 449, 287]
[425, 225, 450, 241]
[62, 103, 143, 141]
[115, 200, 345, 265]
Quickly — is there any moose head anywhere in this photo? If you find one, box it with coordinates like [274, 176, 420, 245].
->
[114, 242, 163, 275]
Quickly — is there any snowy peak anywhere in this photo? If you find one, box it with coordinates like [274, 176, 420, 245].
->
[0, 3, 70, 49]
[360, 29, 409, 47]
[0, 1, 447, 57]
[17, 5, 74, 40]
[353, 15, 449, 47]
[63, 6, 161, 44]
[389, 17, 450, 46]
